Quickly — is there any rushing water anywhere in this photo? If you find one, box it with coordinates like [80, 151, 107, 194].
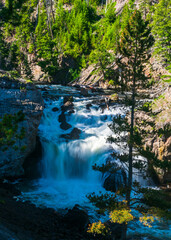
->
[18, 85, 171, 239]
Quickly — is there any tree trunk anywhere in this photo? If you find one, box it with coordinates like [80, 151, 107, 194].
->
[127, 73, 135, 202]
[121, 223, 127, 240]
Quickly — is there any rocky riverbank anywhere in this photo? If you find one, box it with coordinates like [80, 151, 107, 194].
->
[0, 181, 122, 240]
[0, 76, 44, 178]
[132, 86, 171, 184]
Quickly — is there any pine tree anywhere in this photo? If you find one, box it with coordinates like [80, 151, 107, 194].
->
[118, 10, 154, 205]
[88, 10, 154, 240]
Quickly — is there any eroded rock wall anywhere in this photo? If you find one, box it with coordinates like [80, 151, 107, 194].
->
[0, 77, 44, 178]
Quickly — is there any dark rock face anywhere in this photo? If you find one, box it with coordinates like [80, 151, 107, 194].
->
[23, 136, 42, 179]
[63, 205, 89, 231]
[58, 55, 76, 69]
[103, 169, 127, 192]
[61, 128, 82, 140]
[0, 78, 44, 178]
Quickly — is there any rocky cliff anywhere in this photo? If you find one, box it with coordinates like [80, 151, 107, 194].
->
[0, 76, 44, 178]
[132, 86, 171, 183]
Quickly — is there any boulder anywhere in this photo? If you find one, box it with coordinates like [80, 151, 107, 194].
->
[0, 77, 44, 178]
[61, 128, 82, 140]
[86, 103, 92, 110]
[61, 101, 74, 112]
[60, 122, 72, 130]
[103, 169, 127, 192]
[58, 111, 66, 123]
[80, 87, 89, 96]
[63, 96, 73, 104]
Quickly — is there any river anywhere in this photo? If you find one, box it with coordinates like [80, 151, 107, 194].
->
[18, 85, 171, 240]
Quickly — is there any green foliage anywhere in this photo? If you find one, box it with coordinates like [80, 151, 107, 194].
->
[120, 0, 135, 31]
[140, 102, 152, 112]
[118, 10, 154, 84]
[105, 2, 116, 23]
[0, 111, 25, 151]
[88, 192, 117, 214]
[152, 0, 171, 70]
[139, 0, 152, 19]
[141, 188, 171, 213]
[0, 0, 170, 85]
[89, 45, 113, 79]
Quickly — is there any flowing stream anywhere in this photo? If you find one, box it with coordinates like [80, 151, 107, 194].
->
[18, 85, 171, 239]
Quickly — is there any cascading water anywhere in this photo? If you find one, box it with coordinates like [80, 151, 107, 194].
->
[18, 85, 128, 209]
[18, 85, 171, 239]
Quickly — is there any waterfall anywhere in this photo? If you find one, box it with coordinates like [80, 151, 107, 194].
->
[16, 85, 171, 239]
[18, 85, 127, 209]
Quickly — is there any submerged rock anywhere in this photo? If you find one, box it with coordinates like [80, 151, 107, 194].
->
[52, 107, 59, 112]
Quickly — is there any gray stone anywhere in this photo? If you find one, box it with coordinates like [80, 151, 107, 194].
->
[0, 78, 44, 178]
[61, 128, 82, 140]
[60, 122, 72, 130]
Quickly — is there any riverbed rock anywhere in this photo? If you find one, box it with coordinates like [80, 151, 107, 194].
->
[86, 103, 92, 110]
[80, 87, 89, 96]
[63, 96, 74, 104]
[52, 107, 59, 112]
[0, 182, 102, 240]
[58, 111, 66, 122]
[0, 77, 44, 178]
[103, 168, 127, 192]
[68, 109, 75, 115]
[60, 122, 72, 130]
[61, 101, 74, 112]
[61, 128, 82, 140]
